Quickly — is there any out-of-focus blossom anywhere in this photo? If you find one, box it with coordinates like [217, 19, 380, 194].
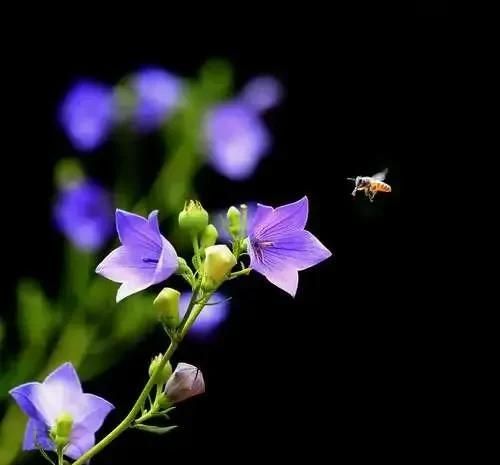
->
[53, 180, 114, 252]
[180, 292, 230, 340]
[58, 80, 115, 152]
[9, 362, 114, 460]
[130, 67, 183, 132]
[204, 102, 271, 180]
[240, 75, 283, 113]
[247, 196, 332, 297]
[96, 209, 178, 302]
[213, 202, 256, 242]
[164, 363, 205, 403]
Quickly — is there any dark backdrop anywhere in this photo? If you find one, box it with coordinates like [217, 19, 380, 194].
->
[1, 16, 444, 463]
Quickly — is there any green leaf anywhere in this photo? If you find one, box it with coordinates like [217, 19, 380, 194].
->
[133, 424, 178, 435]
[17, 279, 52, 346]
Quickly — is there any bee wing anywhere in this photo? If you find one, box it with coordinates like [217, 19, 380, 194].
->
[372, 168, 388, 181]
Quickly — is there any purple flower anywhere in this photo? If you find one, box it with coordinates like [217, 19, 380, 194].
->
[131, 67, 183, 132]
[9, 362, 114, 460]
[53, 180, 114, 252]
[247, 196, 332, 297]
[240, 75, 284, 113]
[164, 363, 205, 404]
[58, 80, 115, 152]
[180, 292, 230, 340]
[204, 101, 271, 180]
[96, 209, 178, 302]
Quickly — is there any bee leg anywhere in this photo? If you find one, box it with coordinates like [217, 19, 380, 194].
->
[369, 191, 375, 202]
[351, 188, 357, 196]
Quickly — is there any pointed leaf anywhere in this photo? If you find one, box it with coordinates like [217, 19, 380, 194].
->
[133, 424, 178, 435]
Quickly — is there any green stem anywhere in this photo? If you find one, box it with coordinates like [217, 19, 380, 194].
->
[229, 268, 252, 279]
[72, 341, 178, 465]
[192, 236, 201, 270]
[72, 290, 202, 465]
[57, 448, 64, 465]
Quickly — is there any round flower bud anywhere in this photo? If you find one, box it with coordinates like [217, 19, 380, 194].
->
[202, 245, 236, 289]
[148, 354, 173, 385]
[164, 363, 205, 404]
[227, 206, 241, 238]
[178, 200, 209, 235]
[200, 224, 218, 249]
[154, 288, 180, 329]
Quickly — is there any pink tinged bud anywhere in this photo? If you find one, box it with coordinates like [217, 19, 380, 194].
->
[164, 363, 205, 404]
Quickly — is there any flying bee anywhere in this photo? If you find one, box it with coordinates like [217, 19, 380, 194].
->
[347, 168, 391, 202]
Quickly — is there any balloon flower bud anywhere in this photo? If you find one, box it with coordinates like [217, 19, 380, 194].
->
[200, 224, 218, 249]
[154, 288, 180, 329]
[202, 245, 236, 289]
[164, 363, 205, 404]
[178, 200, 209, 236]
[148, 354, 173, 385]
[227, 206, 241, 238]
[50, 412, 73, 449]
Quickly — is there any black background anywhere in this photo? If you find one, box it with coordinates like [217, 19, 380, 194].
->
[2, 12, 445, 463]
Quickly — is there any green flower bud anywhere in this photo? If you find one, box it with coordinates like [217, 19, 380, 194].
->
[154, 288, 180, 329]
[178, 200, 209, 235]
[54, 158, 84, 189]
[202, 245, 236, 289]
[148, 354, 173, 385]
[50, 412, 73, 449]
[176, 257, 190, 275]
[227, 206, 241, 238]
[200, 224, 218, 249]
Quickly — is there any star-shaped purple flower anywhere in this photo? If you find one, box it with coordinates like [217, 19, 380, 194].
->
[9, 362, 114, 460]
[96, 209, 178, 302]
[247, 196, 332, 297]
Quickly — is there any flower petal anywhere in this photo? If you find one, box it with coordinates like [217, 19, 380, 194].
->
[65, 426, 95, 460]
[257, 196, 309, 240]
[73, 394, 114, 433]
[251, 259, 299, 297]
[95, 246, 156, 284]
[249, 203, 274, 236]
[23, 419, 54, 452]
[44, 362, 82, 394]
[9, 383, 46, 423]
[116, 277, 152, 303]
[115, 209, 162, 252]
[152, 237, 178, 284]
[268, 230, 332, 271]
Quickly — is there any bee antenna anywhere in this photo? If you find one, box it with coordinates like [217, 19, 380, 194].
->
[346, 177, 356, 181]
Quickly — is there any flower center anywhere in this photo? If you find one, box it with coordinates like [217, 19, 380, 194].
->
[251, 239, 274, 261]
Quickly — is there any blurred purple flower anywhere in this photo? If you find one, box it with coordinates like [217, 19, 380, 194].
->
[180, 292, 229, 340]
[240, 75, 283, 112]
[53, 180, 114, 252]
[131, 67, 183, 132]
[213, 202, 257, 243]
[58, 80, 115, 152]
[247, 196, 332, 297]
[9, 362, 114, 460]
[204, 102, 271, 180]
[96, 209, 178, 302]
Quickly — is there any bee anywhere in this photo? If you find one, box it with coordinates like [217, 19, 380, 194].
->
[347, 168, 391, 202]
